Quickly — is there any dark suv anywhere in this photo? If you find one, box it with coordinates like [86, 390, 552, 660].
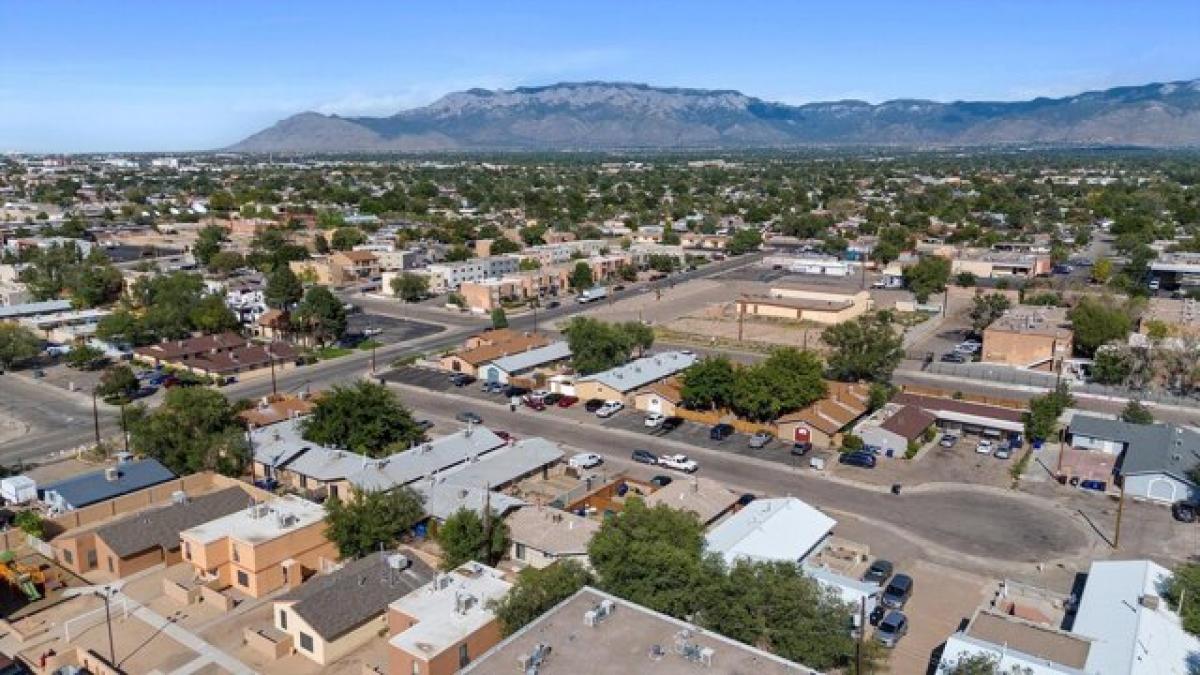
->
[584, 398, 606, 413]
[882, 573, 914, 608]
[709, 423, 735, 441]
[631, 449, 658, 465]
[839, 451, 877, 468]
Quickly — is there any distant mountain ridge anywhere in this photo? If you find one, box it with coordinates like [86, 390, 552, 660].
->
[229, 79, 1200, 153]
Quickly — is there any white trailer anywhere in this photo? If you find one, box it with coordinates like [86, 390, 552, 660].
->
[1, 476, 37, 505]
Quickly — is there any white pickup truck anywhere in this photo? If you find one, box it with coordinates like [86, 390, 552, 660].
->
[577, 286, 608, 304]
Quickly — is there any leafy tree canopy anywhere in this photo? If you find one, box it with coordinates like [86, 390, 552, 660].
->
[127, 387, 246, 475]
[492, 560, 593, 636]
[436, 507, 509, 570]
[0, 323, 41, 369]
[300, 380, 425, 457]
[391, 272, 429, 302]
[1068, 297, 1135, 357]
[821, 314, 904, 383]
[294, 286, 347, 345]
[324, 488, 425, 558]
[903, 256, 952, 303]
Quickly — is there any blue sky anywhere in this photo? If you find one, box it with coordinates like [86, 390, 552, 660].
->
[3, 1, 1199, 152]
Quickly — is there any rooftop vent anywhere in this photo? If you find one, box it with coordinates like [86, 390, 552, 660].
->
[171, 490, 188, 505]
[518, 643, 552, 674]
[104, 467, 120, 482]
[584, 599, 616, 627]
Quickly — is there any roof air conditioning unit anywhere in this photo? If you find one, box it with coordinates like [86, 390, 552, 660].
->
[104, 467, 120, 482]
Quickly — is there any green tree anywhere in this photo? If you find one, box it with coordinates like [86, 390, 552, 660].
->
[444, 245, 473, 262]
[127, 387, 247, 475]
[0, 323, 40, 369]
[1164, 563, 1200, 635]
[489, 237, 521, 255]
[316, 210, 345, 229]
[902, 256, 952, 303]
[390, 273, 429, 302]
[323, 488, 425, 558]
[14, 511, 44, 538]
[681, 357, 736, 410]
[492, 560, 593, 636]
[1120, 399, 1154, 425]
[518, 258, 541, 271]
[189, 294, 240, 333]
[1091, 258, 1113, 284]
[821, 314, 904, 383]
[96, 364, 139, 402]
[968, 293, 1012, 332]
[561, 317, 645, 374]
[490, 307, 508, 329]
[1091, 346, 1132, 385]
[761, 348, 827, 412]
[569, 261, 595, 290]
[68, 251, 125, 308]
[314, 233, 330, 254]
[65, 344, 106, 370]
[207, 250, 245, 275]
[1025, 382, 1073, 441]
[727, 229, 762, 255]
[294, 286, 347, 345]
[265, 264, 304, 309]
[1068, 297, 1134, 356]
[588, 497, 711, 618]
[617, 263, 638, 282]
[955, 271, 977, 287]
[436, 508, 509, 570]
[96, 309, 152, 346]
[300, 380, 425, 456]
[729, 366, 782, 421]
[330, 227, 366, 251]
[941, 653, 1000, 675]
[207, 190, 236, 212]
[193, 224, 226, 266]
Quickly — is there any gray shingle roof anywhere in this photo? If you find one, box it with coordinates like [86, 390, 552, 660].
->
[577, 351, 697, 393]
[1071, 414, 1200, 483]
[279, 552, 436, 642]
[94, 487, 249, 558]
[41, 459, 176, 510]
[486, 341, 571, 375]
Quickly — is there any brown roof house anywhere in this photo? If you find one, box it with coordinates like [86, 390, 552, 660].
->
[855, 403, 937, 458]
[776, 381, 871, 448]
[633, 378, 685, 417]
[439, 332, 551, 377]
[133, 331, 297, 380]
[642, 475, 740, 526]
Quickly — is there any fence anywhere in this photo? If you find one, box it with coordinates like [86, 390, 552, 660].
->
[63, 595, 134, 642]
[920, 362, 1200, 407]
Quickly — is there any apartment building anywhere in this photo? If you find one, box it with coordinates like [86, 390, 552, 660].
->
[179, 495, 336, 598]
[426, 256, 520, 293]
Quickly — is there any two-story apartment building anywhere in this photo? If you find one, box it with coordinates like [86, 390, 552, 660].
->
[426, 256, 520, 293]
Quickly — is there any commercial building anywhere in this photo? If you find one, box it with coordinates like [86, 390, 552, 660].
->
[0, 298, 72, 321]
[52, 486, 248, 579]
[387, 562, 513, 675]
[951, 250, 1052, 279]
[460, 586, 818, 675]
[19, 307, 112, 343]
[737, 287, 872, 325]
[179, 495, 337, 598]
[41, 459, 176, 512]
[892, 391, 1026, 439]
[269, 552, 436, 665]
[574, 351, 698, 403]
[939, 559, 1199, 675]
[763, 255, 853, 277]
[426, 256, 520, 293]
[458, 266, 570, 313]
[981, 306, 1074, 370]
[505, 507, 600, 569]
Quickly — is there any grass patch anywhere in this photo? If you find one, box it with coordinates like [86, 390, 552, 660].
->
[357, 339, 383, 351]
[313, 346, 353, 360]
[391, 354, 418, 368]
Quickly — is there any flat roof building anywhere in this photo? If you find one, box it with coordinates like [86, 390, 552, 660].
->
[41, 459, 176, 512]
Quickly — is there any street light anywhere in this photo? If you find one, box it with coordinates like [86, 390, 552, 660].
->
[64, 581, 124, 667]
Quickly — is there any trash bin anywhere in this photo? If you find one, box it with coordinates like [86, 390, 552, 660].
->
[891, 484, 902, 495]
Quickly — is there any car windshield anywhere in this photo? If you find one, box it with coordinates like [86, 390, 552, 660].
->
[880, 617, 901, 632]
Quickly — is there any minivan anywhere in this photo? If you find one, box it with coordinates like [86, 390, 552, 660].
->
[882, 573, 914, 608]
[709, 423, 734, 441]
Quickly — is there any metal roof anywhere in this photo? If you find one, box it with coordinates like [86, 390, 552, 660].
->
[485, 341, 571, 374]
[577, 351, 698, 393]
[705, 497, 835, 567]
[41, 459, 176, 510]
[0, 299, 72, 319]
[410, 438, 562, 520]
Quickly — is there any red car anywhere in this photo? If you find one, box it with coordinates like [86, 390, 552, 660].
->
[494, 430, 516, 443]
[522, 395, 546, 411]
[556, 395, 579, 408]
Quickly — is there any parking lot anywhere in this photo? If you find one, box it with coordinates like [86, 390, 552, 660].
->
[384, 366, 814, 469]
[346, 312, 443, 344]
[832, 431, 1021, 490]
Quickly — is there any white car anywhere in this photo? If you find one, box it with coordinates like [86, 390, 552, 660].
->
[658, 454, 699, 473]
[871, 278, 887, 289]
[975, 439, 993, 454]
[568, 453, 603, 470]
[531, 389, 550, 400]
[596, 401, 624, 418]
[644, 412, 666, 428]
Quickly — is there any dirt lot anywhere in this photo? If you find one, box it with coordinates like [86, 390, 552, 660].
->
[831, 433, 1018, 490]
[878, 560, 989, 674]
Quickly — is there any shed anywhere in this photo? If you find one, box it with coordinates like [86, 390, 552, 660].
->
[1, 476, 37, 505]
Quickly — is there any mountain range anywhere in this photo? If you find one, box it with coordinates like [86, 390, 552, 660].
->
[229, 79, 1200, 153]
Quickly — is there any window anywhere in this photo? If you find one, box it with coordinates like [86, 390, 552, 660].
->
[278, 609, 287, 630]
[299, 632, 313, 652]
[514, 543, 526, 561]
[62, 550, 74, 565]
[107, 556, 114, 573]
[232, 546, 240, 563]
[86, 550, 97, 569]
[458, 643, 470, 668]
[237, 570, 249, 588]
[412, 662, 420, 675]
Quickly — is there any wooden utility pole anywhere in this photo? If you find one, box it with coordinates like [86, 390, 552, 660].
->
[1114, 481, 1126, 549]
[737, 299, 745, 342]
[1056, 427, 1065, 475]
[91, 388, 101, 447]
[856, 596, 866, 674]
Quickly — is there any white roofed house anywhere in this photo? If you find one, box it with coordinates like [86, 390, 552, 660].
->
[574, 351, 698, 403]
[477, 340, 572, 386]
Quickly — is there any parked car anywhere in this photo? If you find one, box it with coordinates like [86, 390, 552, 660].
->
[1172, 501, 1197, 523]
[955, 340, 982, 354]
[542, 392, 562, 405]
[584, 398, 607, 413]
[494, 430, 514, 442]
[481, 381, 503, 394]
[868, 604, 887, 627]
[644, 412, 666, 428]
[503, 385, 530, 398]
[882, 574, 914, 608]
[993, 447, 1012, 460]
[659, 454, 699, 473]
[556, 395, 579, 408]
[415, 419, 434, 431]
[546, 300, 561, 309]
[863, 559, 894, 584]
[790, 442, 812, 456]
[709, 423, 735, 441]
[522, 395, 546, 411]
[940, 352, 967, 363]
[450, 373, 475, 387]
[631, 449, 658, 465]
[568, 453, 603, 470]
[748, 431, 773, 449]
[649, 475, 673, 488]
[595, 401, 624, 418]
[839, 451, 877, 469]
[657, 416, 683, 434]
[975, 439, 994, 454]
[456, 411, 483, 424]
[875, 611, 908, 648]
[939, 434, 958, 447]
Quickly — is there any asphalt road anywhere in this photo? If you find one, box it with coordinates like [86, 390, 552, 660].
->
[383, 381, 1093, 574]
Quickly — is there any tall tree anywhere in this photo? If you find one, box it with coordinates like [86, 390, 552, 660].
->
[96, 365, 139, 402]
[324, 488, 425, 558]
[1068, 297, 1134, 356]
[390, 273, 429, 302]
[821, 314, 904, 383]
[330, 227, 366, 251]
[681, 357, 736, 410]
[294, 286, 347, 345]
[265, 264, 304, 309]
[1120, 400, 1154, 425]
[569, 261, 595, 290]
[490, 307, 508, 329]
[127, 387, 246, 475]
[189, 294, 241, 333]
[902, 256, 952, 303]
[0, 323, 40, 369]
[436, 508, 509, 570]
[968, 293, 1012, 332]
[492, 561, 593, 636]
[193, 224, 226, 266]
[300, 380, 425, 456]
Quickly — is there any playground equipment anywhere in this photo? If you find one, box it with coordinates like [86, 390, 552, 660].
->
[0, 550, 44, 601]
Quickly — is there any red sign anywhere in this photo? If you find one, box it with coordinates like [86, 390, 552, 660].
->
[793, 426, 811, 443]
